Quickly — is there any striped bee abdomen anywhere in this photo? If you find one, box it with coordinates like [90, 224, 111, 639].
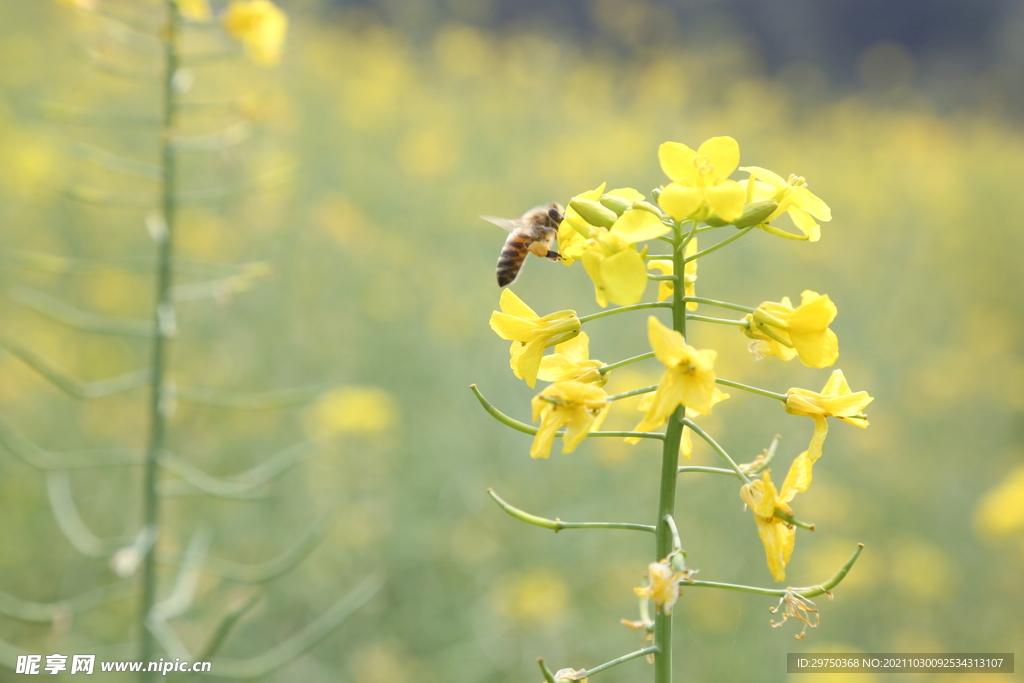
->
[496, 230, 531, 287]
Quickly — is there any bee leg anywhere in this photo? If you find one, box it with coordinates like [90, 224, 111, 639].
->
[544, 250, 562, 261]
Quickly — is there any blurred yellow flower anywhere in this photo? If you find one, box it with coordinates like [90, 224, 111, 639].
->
[553, 669, 588, 683]
[575, 208, 670, 307]
[634, 559, 687, 614]
[647, 238, 698, 310]
[786, 369, 873, 461]
[631, 317, 717, 436]
[740, 450, 817, 581]
[530, 381, 610, 459]
[176, 0, 211, 21]
[537, 332, 606, 386]
[741, 166, 831, 241]
[745, 290, 839, 368]
[489, 289, 580, 388]
[975, 464, 1024, 537]
[658, 137, 745, 222]
[223, 0, 288, 66]
[304, 386, 398, 438]
[56, 0, 95, 9]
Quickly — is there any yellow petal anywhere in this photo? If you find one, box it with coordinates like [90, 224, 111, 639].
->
[647, 316, 686, 367]
[612, 209, 671, 243]
[608, 187, 645, 201]
[697, 136, 740, 178]
[581, 249, 609, 308]
[789, 207, 821, 242]
[658, 183, 703, 220]
[779, 450, 816, 504]
[739, 165, 787, 189]
[705, 180, 745, 222]
[600, 247, 648, 306]
[658, 141, 698, 182]
[791, 186, 832, 221]
[530, 407, 561, 459]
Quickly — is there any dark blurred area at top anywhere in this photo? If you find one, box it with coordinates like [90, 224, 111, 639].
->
[310, 0, 1024, 116]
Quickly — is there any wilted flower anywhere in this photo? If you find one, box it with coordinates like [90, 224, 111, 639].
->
[769, 588, 822, 640]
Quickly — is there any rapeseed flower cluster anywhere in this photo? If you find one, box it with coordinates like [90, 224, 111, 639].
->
[481, 136, 871, 659]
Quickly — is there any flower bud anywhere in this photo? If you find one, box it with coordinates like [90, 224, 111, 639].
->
[704, 199, 778, 228]
[598, 194, 632, 216]
[568, 197, 618, 228]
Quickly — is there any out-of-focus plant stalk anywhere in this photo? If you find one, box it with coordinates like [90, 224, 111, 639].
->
[140, 1, 180, 675]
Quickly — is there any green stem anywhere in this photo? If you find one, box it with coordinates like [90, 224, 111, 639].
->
[715, 378, 788, 402]
[487, 489, 655, 534]
[648, 274, 677, 281]
[140, 2, 178, 675]
[585, 646, 661, 677]
[653, 220, 689, 683]
[664, 514, 681, 553]
[677, 466, 735, 476]
[606, 385, 657, 402]
[579, 302, 671, 324]
[680, 297, 754, 313]
[684, 225, 756, 263]
[470, 385, 664, 441]
[680, 419, 750, 485]
[686, 314, 749, 328]
[600, 351, 655, 375]
[686, 543, 864, 598]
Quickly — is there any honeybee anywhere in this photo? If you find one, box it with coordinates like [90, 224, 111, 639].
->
[482, 203, 564, 287]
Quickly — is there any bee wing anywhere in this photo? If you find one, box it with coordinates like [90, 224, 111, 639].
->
[480, 216, 527, 233]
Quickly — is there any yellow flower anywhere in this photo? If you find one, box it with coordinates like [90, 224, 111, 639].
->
[634, 559, 689, 614]
[56, 0, 96, 9]
[647, 238, 698, 310]
[786, 369, 873, 462]
[303, 386, 398, 438]
[635, 387, 729, 458]
[530, 381, 610, 459]
[745, 290, 839, 368]
[975, 465, 1024, 536]
[490, 289, 580, 388]
[658, 137, 745, 222]
[740, 451, 816, 581]
[558, 183, 606, 265]
[537, 332, 606, 386]
[630, 317, 717, 437]
[222, 0, 288, 66]
[176, 0, 211, 20]
[740, 166, 831, 241]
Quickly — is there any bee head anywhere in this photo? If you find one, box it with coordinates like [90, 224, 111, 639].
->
[547, 203, 565, 226]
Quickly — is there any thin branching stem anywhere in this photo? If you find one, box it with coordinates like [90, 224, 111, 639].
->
[684, 225, 756, 262]
[687, 544, 864, 598]
[680, 297, 755, 313]
[606, 385, 658, 401]
[579, 301, 671, 324]
[715, 378, 788, 402]
[488, 489, 655, 534]
[585, 647, 661, 677]
[686, 314, 750, 328]
[600, 351, 655, 375]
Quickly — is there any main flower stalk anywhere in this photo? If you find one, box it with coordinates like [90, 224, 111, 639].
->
[653, 219, 691, 683]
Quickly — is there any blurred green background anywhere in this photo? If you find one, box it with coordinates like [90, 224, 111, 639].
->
[1, 1, 1023, 681]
